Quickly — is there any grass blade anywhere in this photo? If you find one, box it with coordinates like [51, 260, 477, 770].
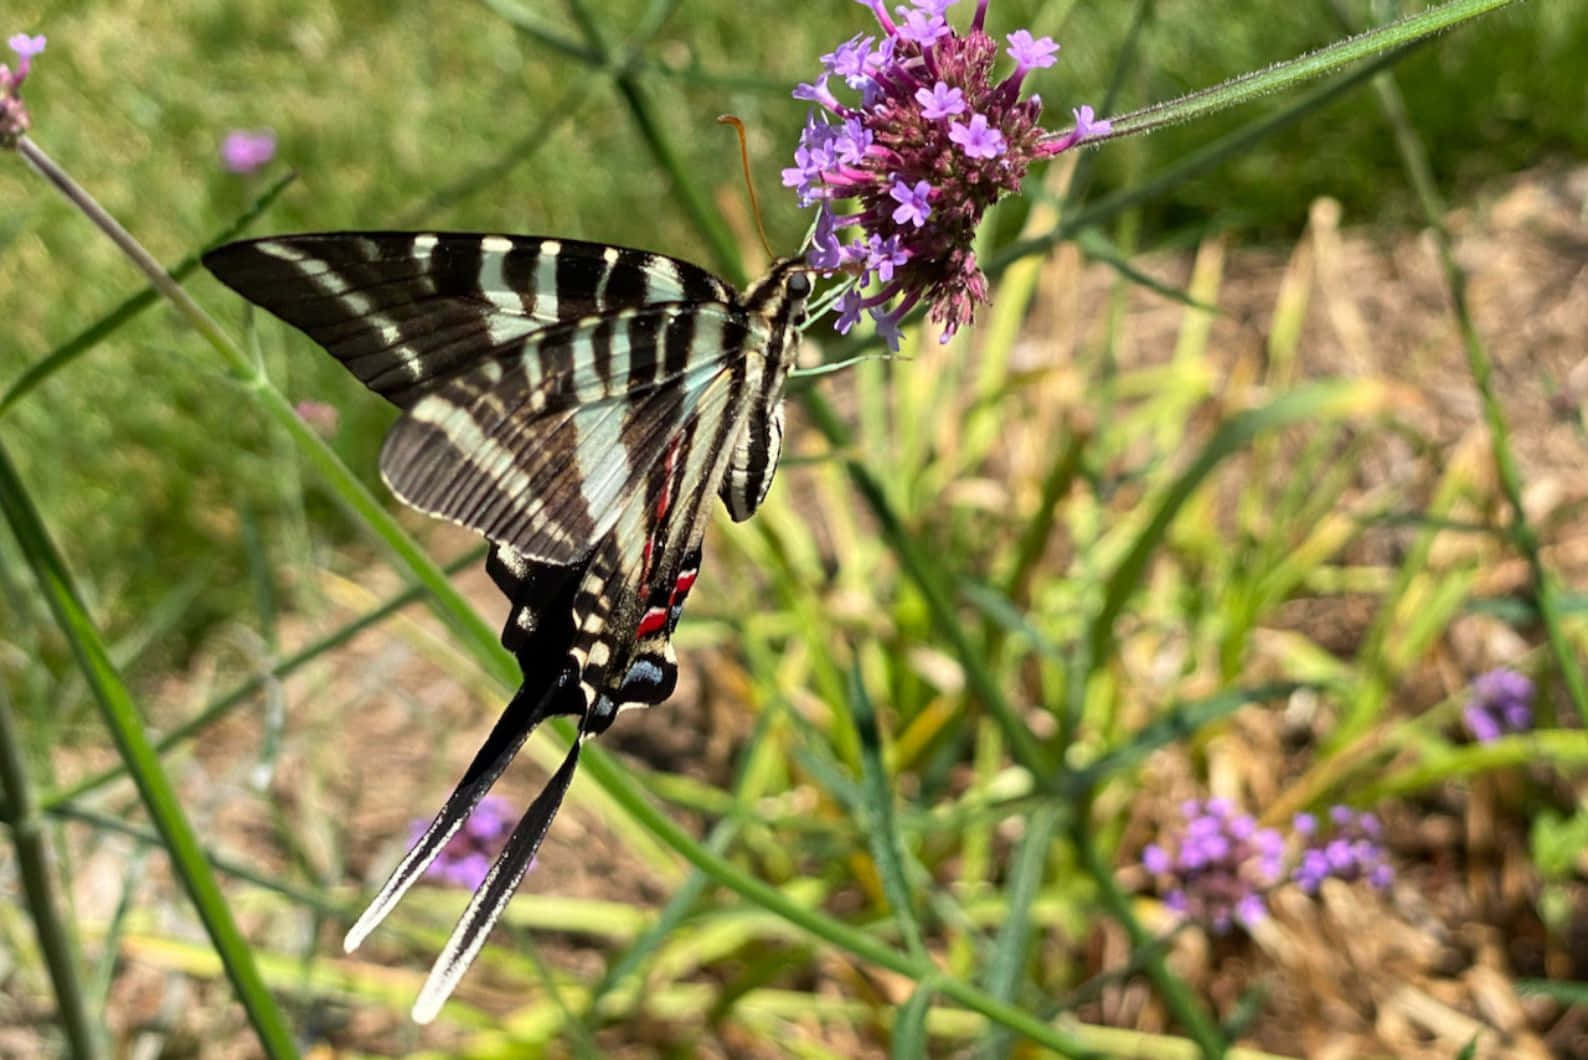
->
[979, 805, 1059, 1059]
[891, 979, 937, 1059]
[849, 663, 926, 962]
[0, 680, 104, 1058]
[0, 439, 298, 1059]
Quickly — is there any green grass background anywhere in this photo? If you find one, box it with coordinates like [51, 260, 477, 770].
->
[2, 0, 1586, 1055]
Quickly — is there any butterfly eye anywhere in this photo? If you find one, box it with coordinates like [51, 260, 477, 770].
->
[787, 271, 813, 299]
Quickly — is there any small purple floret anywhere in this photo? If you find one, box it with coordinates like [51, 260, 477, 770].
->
[1072, 104, 1111, 139]
[1462, 667, 1535, 743]
[1, 30, 45, 146]
[948, 113, 1006, 158]
[1291, 806, 1393, 894]
[889, 178, 933, 227]
[220, 129, 277, 174]
[1139, 799, 1286, 934]
[916, 81, 967, 120]
[7, 33, 44, 60]
[895, 8, 950, 45]
[1005, 30, 1057, 71]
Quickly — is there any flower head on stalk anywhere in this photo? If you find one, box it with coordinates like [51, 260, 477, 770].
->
[1, 33, 46, 148]
[1462, 667, 1534, 744]
[1140, 798, 1286, 933]
[785, 1, 1108, 347]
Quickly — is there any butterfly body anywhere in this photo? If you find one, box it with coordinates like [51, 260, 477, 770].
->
[203, 232, 810, 1019]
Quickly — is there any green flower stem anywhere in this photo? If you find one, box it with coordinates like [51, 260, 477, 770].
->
[980, 804, 1060, 1058]
[47, 801, 346, 920]
[1343, 15, 1588, 725]
[849, 664, 928, 963]
[0, 439, 298, 1060]
[1352, 730, 1588, 804]
[0, 682, 104, 1059]
[0, 171, 295, 417]
[992, 38, 1431, 275]
[1098, 0, 1519, 140]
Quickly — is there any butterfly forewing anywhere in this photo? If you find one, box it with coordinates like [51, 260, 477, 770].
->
[203, 232, 737, 408]
[202, 231, 810, 1021]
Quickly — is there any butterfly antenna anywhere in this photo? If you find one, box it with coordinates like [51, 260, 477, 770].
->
[717, 114, 775, 262]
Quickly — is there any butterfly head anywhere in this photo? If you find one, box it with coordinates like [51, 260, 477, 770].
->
[744, 256, 815, 334]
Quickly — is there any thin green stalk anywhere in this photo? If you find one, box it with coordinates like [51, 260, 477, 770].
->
[1097, 0, 1518, 141]
[556, 0, 744, 282]
[1075, 384, 1365, 728]
[840, 444, 1058, 782]
[0, 439, 298, 1059]
[988, 38, 1438, 274]
[1337, 4, 1588, 724]
[849, 664, 927, 963]
[579, 676, 785, 1024]
[0, 170, 295, 416]
[979, 804, 1060, 1059]
[48, 801, 344, 920]
[0, 682, 104, 1059]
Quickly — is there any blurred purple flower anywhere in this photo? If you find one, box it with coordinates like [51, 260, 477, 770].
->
[293, 399, 339, 438]
[1140, 798, 1285, 933]
[409, 794, 525, 890]
[1462, 667, 1534, 744]
[1, 31, 45, 147]
[1292, 805, 1393, 893]
[7, 33, 44, 63]
[220, 128, 277, 174]
[788, 0, 1109, 347]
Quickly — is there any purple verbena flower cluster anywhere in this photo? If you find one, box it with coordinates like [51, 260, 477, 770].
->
[1, 33, 45, 148]
[1140, 798, 1286, 933]
[221, 128, 278, 174]
[785, 0, 1108, 347]
[407, 795, 520, 891]
[1142, 799, 1396, 932]
[1292, 806, 1393, 894]
[1462, 667, 1534, 744]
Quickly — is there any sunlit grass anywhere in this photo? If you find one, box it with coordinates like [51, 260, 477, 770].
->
[3, 0, 1586, 1055]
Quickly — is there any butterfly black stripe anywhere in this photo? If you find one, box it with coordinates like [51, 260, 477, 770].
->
[203, 230, 811, 1022]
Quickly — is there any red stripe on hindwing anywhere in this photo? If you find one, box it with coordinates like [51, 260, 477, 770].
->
[640, 439, 680, 580]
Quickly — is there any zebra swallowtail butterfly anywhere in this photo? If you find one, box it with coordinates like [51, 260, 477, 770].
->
[203, 231, 812, 1021]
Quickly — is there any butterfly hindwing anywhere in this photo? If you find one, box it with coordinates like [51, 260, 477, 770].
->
[380, 311, 754, 564]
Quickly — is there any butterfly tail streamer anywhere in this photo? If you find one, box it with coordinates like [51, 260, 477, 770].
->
[343, 679, 574, 953]
[411, 727, 589, 1024]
